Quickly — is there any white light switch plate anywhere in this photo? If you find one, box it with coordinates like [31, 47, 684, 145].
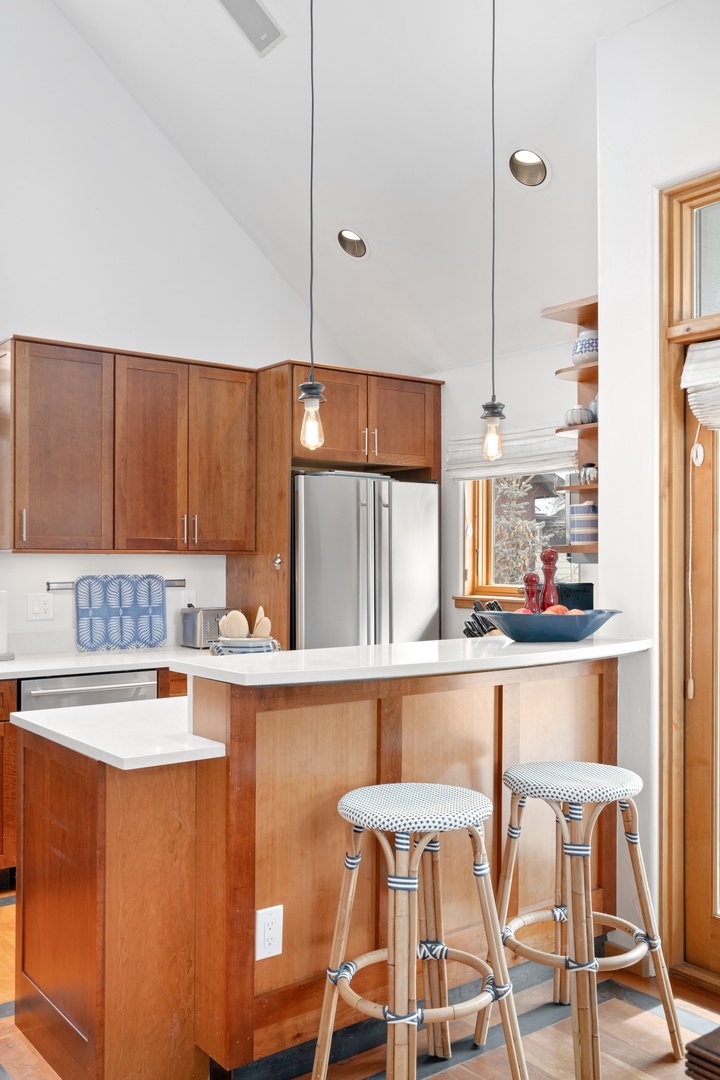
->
[27, 593, 53, 620]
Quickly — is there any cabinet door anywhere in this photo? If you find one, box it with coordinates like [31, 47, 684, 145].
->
[0, 681, 16, 870]
[292, 366, 368, 464]
[115, 356, 189, 550]
[188, 365, 256, 553]
[368, 376, 437, 468]
[14, 341, 114, 549]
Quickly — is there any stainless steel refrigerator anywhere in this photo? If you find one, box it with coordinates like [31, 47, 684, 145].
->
[293, 472, 440, 649]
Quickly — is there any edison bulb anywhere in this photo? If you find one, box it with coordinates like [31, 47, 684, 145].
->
[482, 419, 502, 461]
[300, 399, 324, 450]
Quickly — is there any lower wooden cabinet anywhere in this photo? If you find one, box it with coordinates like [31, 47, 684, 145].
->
[15, 731, 207, 1080]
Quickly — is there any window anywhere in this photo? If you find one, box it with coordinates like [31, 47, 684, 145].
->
[463, 473, 578, 601]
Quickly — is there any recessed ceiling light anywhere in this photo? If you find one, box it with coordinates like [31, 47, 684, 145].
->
[509, 149, 549, 188]
[338, 230, 367, 258]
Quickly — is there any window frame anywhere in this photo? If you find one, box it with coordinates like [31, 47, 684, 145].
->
[455, 479, 526, 607]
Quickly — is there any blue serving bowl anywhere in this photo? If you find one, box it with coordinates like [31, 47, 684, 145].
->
[477, 609, 620, 643]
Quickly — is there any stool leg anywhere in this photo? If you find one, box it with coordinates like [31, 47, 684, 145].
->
[473, 792, 526, 1047]
[418, 838, 451, 1059]
[311, 825, 364, 1080]
[620, 799, 684, 1060]
[469, 824, 529, 1080]
[553, 811, 570, 1005]
[564, 803, 601, 1080]
[387, 831, 417, 1080]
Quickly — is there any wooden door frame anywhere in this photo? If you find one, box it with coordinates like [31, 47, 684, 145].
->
[660, 167, 720, 982]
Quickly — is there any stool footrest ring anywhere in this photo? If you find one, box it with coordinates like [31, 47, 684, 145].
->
[331, 945, 508, 1025]
[502, 907, 661, 973]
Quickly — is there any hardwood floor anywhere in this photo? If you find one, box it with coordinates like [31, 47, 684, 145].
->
[0, 888, 717, 1080]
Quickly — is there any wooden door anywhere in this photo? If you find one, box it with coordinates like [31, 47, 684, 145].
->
[368, 375, 437, 468]
[14, 340, 114, 550]
[188, 365, 256, 553]
[0, 681, 16, 869]
[115, 355, 188, 550]
[291, 365, 368, 464]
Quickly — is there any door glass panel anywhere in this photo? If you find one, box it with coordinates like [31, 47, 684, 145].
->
[694, 202, 720, 316]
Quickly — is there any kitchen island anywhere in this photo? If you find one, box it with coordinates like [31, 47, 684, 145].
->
[169, 634, 648, 1075]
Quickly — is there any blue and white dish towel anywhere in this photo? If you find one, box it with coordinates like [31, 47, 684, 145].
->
[75, 574, 167, 652]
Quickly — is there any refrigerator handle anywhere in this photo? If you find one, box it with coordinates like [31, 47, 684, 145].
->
[359, 481, 373, 645]
[377, 481, 392, 644]
[295, 477, 306, 649]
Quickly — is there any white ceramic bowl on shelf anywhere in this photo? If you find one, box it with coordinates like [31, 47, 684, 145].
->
[564, 406, 594, 426]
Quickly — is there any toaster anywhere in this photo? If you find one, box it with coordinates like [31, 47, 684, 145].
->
[181, 606, 230, 649]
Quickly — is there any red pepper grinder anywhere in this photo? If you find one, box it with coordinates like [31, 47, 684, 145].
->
[539, 548, 559, 610]
[523, 572, 541, 613]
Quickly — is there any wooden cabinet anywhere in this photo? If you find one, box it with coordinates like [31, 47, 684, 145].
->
[115, 356, 256, 553]
[15, 730, 207, 1080]
[8, 339, 114, 550]
[0, 681, 16, 870]
[229, 362, 442, 649]
[291, 364, 439, 470]
[541, 296, 599, 557]
[0, 336, 257, 554]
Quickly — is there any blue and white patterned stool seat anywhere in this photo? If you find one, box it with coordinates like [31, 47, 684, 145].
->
[338, 782, 493, 834]
[503, 760, 642, 804]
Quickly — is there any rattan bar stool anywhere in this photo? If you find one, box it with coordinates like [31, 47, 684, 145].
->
[475, 761, 684, 1080]
[311, 782, 528, 1080]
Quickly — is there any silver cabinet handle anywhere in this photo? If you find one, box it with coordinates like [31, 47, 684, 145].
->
[30, 680, 157, 697]
[363, 428, 368, 455]
[193, 515, 199, 544]
[21, 508, 27, 542]
[272, 553, 282, 570]
[182, 514, 187, 544]
[373, 428, 378, 456]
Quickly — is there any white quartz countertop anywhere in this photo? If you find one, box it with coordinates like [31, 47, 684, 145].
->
[0, 645, 196, 680]
[10, 696, 226, 770]
[169, 635, 651, 688]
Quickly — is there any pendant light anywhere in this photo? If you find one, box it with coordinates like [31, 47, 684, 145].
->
[481, 0, 505, 461]
[297, 0, 326, 450]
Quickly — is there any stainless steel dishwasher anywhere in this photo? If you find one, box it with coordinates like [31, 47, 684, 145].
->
[19, 669, 158, 710]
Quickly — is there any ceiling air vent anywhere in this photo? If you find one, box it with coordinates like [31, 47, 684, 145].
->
[216, 0, 285, 57]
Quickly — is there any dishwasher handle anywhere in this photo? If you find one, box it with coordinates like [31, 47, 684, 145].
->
[28, 679, 158, 697]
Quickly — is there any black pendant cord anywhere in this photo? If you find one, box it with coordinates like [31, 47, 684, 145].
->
[490, 0, 496, 403]
[309, 0, 316, 381]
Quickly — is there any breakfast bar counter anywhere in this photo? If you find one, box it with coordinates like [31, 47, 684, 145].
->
[171, 633, 649, 1075]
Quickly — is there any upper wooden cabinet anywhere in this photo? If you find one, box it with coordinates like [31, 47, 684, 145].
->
[1, 337, 256, 554]
[10, 340, 114, 550]
[291, 364, 439, 470]
[115, 356, 256, 553]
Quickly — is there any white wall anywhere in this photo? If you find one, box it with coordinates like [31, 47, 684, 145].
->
[597, 0, 720, 918]
[0, 0, 349, 652]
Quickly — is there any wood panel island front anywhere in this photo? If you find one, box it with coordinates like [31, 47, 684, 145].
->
[11, 635, 650, 1080]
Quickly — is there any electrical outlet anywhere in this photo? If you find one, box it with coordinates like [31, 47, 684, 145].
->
[255, 904, 283, 960]
[181, 589, 196, 608]
[27, 592, 53, 621]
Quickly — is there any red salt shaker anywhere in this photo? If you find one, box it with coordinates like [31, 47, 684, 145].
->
[539, 549, 559, 611]
[523, 572, 541, 613]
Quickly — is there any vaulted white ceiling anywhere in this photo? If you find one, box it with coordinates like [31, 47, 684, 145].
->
[49, 0, 672, 375]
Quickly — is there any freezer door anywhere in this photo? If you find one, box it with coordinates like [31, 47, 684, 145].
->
[385, 481, 440, 643]
[294, 474, 372, 649]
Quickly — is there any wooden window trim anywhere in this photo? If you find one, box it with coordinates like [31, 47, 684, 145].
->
[453, 479, 526, 609]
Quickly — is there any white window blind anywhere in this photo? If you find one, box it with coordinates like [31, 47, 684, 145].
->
[446, 426, 577, 481]
[681, 339, 720, 428]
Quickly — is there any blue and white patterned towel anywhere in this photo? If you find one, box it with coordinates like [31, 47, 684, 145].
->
[75, 574, 167, 652]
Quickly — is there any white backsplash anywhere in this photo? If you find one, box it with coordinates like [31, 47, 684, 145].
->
[0, 551, 226, 655]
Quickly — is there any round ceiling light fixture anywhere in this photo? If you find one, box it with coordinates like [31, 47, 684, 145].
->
[509, 148, 549, 187]
[337, 229, 368, 258]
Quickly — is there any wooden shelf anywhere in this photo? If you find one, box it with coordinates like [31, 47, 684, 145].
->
[556, 484, 598, 493]
[556, 422, 598, 438]
[541, 295, 598, 330]
[555, 361, 598, 383]
[554, 543, 599, 554]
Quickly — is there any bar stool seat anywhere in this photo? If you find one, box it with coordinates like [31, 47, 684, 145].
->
[311, 782, 528, 1080]
[477, 760, 683, 1080]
